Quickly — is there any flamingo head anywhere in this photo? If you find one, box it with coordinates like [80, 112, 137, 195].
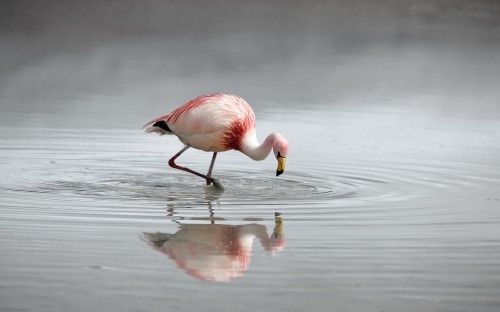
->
[273, 134, 289, 176]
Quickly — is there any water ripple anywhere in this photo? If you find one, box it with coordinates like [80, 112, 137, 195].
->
[0, 150, 481, 226]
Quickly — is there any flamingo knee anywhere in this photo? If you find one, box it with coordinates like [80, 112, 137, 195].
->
[168, 158, 176, 168]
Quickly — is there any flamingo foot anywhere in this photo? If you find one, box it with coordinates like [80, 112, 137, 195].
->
[209, 178, 223, 190]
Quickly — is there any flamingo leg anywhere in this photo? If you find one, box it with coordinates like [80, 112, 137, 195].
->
[168, 145, 219, 186]
[206, 152, 218, 185]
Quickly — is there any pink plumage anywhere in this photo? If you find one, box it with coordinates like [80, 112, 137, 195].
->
[145, 93, 289, 187]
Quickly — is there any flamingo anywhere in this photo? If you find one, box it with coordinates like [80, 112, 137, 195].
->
[144, 93, 289, 187]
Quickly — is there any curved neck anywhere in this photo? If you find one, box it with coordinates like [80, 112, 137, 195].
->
[240, 131, 277, 161]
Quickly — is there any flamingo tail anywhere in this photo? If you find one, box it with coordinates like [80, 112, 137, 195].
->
[143, 114, 173, 135]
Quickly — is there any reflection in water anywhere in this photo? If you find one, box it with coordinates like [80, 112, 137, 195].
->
[165, 185, 225, 222]
[143, 213, 285, 282]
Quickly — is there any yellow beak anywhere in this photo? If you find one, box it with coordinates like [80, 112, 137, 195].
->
[276, 156, 286, 176]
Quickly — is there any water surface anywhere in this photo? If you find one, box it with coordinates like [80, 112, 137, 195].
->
[1, 1, 500, 312]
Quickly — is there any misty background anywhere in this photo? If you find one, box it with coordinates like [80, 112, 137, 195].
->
[1, 0, 499, 129]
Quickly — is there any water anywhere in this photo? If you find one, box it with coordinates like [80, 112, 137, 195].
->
[1, 1, 500, 312]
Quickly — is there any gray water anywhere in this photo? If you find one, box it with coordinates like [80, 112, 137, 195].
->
[1, 1, 500, 311]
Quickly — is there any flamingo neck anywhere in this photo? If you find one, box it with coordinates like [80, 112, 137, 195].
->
[240, 130, 277, 161]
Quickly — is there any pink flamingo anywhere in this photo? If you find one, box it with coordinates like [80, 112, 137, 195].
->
[144, 94, 289, 187]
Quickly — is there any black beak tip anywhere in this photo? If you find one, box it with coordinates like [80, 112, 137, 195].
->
[276, 170, 284, 176]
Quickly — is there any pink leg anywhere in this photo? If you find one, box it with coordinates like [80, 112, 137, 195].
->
[206, 152, 218, 185]
[168, 145, 218, 185]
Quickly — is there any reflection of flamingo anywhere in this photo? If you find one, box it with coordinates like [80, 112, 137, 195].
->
[142, 215, 285, 282]
[144, 94, 289, 187]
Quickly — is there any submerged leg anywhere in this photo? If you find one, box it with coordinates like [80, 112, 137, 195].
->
[168, 146, 220, 186]
[206, 152, 218, 185]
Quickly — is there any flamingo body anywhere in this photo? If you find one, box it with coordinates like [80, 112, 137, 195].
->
[145, 94, 255, 152]
[144, 94, 288, 186]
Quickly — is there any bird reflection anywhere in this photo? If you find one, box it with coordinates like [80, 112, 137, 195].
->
[165, 186, 223, 223]
[142, 213, 285, 282]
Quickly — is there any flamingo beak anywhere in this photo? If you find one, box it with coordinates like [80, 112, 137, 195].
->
[276, 155, 286, 176]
